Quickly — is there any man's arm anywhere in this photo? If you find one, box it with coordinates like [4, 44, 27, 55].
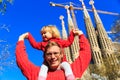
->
[16, 34, 38, 79]
[71, 30, 91, 78]
[78, 34, 91, 72]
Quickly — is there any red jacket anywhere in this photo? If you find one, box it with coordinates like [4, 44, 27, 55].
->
[27, 31, 75, 51]
[27, 31, 75, 61]
[16, 34, 91, 80]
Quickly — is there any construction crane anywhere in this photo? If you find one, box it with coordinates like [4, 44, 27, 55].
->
[50, 1, 120, 16]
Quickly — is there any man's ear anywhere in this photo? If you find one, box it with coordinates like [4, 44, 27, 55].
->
[60, 49, 64, 57]
[61, 53, 63, 57]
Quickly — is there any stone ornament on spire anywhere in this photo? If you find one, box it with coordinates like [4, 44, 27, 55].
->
[79, 0, 86, 9]
[59, 15, 64, 25]
[79, 0, 90, 18]
[89, 0, 94, 5]
[69, 2, 74, 10]
[65, 5, 69, 9]
[50, 2, 55, 6]
[59, 15, 64, 20]
[65, 5, 70, 14]
[89, 0, 95, 11]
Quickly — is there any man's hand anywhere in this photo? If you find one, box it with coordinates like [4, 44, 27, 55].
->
[18, 32, 29, 41]
[73, 29, 83, 36]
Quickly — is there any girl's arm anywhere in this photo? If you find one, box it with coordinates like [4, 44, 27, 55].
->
[59, 29, 75, 47]
[27, 32, 42, 50]
[59, 29, 83, 48]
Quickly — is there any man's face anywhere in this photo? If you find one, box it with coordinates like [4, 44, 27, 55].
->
[45, 45, 63, 70]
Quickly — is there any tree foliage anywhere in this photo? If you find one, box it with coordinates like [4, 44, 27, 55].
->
[89, 58, 120, 80]
[0, 25, 15, 73]
[110, 16, 120, 42]
[0, 0, 13, 15]
[0, 0, 15, 74]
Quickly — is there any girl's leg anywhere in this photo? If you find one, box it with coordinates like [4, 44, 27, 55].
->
[60, 62, 75, 80]
[38, 64, 48, 80]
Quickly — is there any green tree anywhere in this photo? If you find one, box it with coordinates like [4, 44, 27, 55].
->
[110, 17, 120, 42]
[103, 58, 119, 80]
[0, 0, 13, 15]
[0, 25, 15, 73]
[0, 0, 14, 73]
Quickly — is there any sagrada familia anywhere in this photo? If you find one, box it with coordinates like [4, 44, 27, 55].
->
[50, 0, 120, 80]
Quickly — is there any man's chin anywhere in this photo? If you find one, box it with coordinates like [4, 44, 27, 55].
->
[50, 64, 59, 70]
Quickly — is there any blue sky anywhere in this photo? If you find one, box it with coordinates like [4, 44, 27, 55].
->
[0, 0, 120, 80]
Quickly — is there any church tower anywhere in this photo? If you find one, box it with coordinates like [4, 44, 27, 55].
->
[65, 5, 80, 61]
[59, 15, 73, 63]
[89, 0, 119, 65]
[80, 0, 103, 65]
[50, 1, 120, 79]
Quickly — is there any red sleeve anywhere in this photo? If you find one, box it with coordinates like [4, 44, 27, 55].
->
[58, 30, 75, 47]
[28, 32, 42, 50]
[71, 34, 91, 78]
[15, 41, 39, 79]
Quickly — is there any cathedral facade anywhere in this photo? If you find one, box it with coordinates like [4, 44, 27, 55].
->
[51, 0, 120, 80]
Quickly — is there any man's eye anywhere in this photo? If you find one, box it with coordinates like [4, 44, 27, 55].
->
[54, 52, 58, 54]
[46, 53, 51, 56]
[54, 52, 60, 55]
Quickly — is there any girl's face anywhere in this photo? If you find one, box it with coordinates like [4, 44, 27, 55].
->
[42, 31, 52, 41]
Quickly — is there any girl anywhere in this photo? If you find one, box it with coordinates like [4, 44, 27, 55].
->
[23, 25, 76, 80]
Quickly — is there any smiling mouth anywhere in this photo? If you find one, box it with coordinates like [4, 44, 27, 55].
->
[50, 60, 57, 64]
[43, 37, 48, 41]
[43, 37, 47, 39]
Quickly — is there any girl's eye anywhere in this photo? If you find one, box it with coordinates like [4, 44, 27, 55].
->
[42, 32, 46, 34]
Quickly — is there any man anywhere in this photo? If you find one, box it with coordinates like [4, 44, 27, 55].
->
[16, 29, 91, 80]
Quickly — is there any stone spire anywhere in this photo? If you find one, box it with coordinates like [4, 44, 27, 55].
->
[89, 0, 119, 65]
[65, 5, 79, 60]
[59, 15, 72, 63]
[69, 2, 78, 29]
[80, 0, 103, 64]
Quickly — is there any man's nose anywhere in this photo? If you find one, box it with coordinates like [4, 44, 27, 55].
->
[51, 54, 56, 58]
